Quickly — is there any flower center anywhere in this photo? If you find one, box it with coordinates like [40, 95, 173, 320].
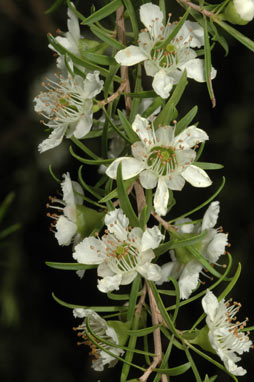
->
[151, 45, 177, 68]
[147, 146, 177, 175]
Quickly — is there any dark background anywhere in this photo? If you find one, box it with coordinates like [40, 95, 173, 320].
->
[0, 1, 253, 381]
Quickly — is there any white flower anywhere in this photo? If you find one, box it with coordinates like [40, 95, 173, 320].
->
[202, 290, 252, 376]
[47, 172, 84, 246]
[49, 2, 82, 70]
[73, 308, 124, 371]
[106, 114, 211, 216]
[233, 0, 254, 22]
[156, 202, 228, 299]
[115, 3, 216, 98]
[73, 208, 164, 292]
[34, 71, 104, 152]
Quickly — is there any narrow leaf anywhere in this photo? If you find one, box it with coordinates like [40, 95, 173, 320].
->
[45, 0, 64, 14]
[216, 19, 254, 52]
[70, 146, 114, 165]
[117, 109, 139, 143]
[203, 16, 216, 107]
[90, 25, 125, 50]
[52, 292, 122, 312]
[154, 362, 191, 376]
[122, 0, 139, 40]
[117, 163, 140, 228]
[81, 0, 123, 25]
[175, 106, 198, 136]
[81, 51, 115, 65]
[46, 261, 97, 271]
[156, 7, 190, 49]
[193, 162, 224, 170]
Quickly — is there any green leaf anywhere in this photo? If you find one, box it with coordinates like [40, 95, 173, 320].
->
[159, 0, 166, 24]
[175, 106, 198, 136]
[48, 164, 61, 183]
[81, 51, 116, 65]
[98, 177, 135, 203]
[51, 292, 122, 312]
[141, 97, 164, 119]
[129, 64, 142, 124]
[188, 245, 224, 279]
[169, 177, 226, 224]
[210, 20, 229, 56]
[0, 224, 21, 240]
[123, 90, 157, 98]
[103, 107, 133, 144]
[46, 262, 97, 271]
[153, 336, 174, 382]
[139, 205, 148, 231]
[45, 0, 64, 14]
[70, 146, 114, 165]
[185, 348, 202, 382]
[193, 162, 224, 170]
[90, 25, 125, 50]
[156, 7, 191, 49]
[78, 166, 103, 200]
[47, 34, 121, 82]
[216, 18, 254, 52]
[71, 136, 100, 159]
[0, 192, 15, 223]
[127, 325, 161, 337]
[218, 262, 241, 301]
[203, 15, 216, 107]
[154, 362, 191, 376]
[155, 230, 208, 257]
[117, 109, 139, 143]
[107, 292, 130, 300]
[104, 63, 121, 98]
[85, 319, 147, 369]
[122, 0, 139, 40]
[81, 0, 123, 25]
[154, 71, 187, 128]
[117, 163, 140, 228]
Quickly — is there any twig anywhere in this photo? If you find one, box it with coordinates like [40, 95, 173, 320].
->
[116, 6, 131, 114]
[176, 0, 217, 19]
[99, 80, 128, 106]
[151, 210, 175, 232]
[139, 282, 165, 382]
[135, 283, 147, 315]
[134, 181, 146, 216]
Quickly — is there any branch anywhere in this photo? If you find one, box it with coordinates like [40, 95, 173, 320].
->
[99, 80, 128, 106]
[176, 0, 217, 19]
[139, 282, 165, 382]
[134, 181, 146, 216]
[151, 210, 175, 232]
[116, 6, 131, 114]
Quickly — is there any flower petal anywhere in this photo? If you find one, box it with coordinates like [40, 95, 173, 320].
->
[175, 125, 209, 150]
[155, 261, 183, 285]
[132, 141, 148, 162]
[105, 209, 129, 241]
[155, 125, 175, 146]
[139, 169, 158, 189]
[38, 125, 67, 153]
[55, 215, 77, 246]
[152, 70, 174, 99]
[73, 112, 93, 139]
[106, 157, 145, 180]
[182, 20, 204, 48]
[178, 261, 202, 299]
[165, 174, 185, 191]
[83, 71, 104, 99]
[73, 237, 104, 264]
[179, 58, 217, 83]
[144, 59, 159, 77]
[115, 46, 147, 66]
[181, 165, 212, 188]
[201, 290, 219, 321]
[132, 114, 154, 147]
[139, 3, 164, 38]
[97, 274, 122, 293]
[137, 263, 162, 281]
[206, 232, 228, 263]
[154, 177, 169, 216]
[202, 201, 220, 230]
[141, 226, 164, 252]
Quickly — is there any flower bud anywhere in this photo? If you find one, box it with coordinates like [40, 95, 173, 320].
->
[223, 0, 254, 25]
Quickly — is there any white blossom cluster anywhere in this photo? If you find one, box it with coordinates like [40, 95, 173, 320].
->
[34, 1, 253, 377]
